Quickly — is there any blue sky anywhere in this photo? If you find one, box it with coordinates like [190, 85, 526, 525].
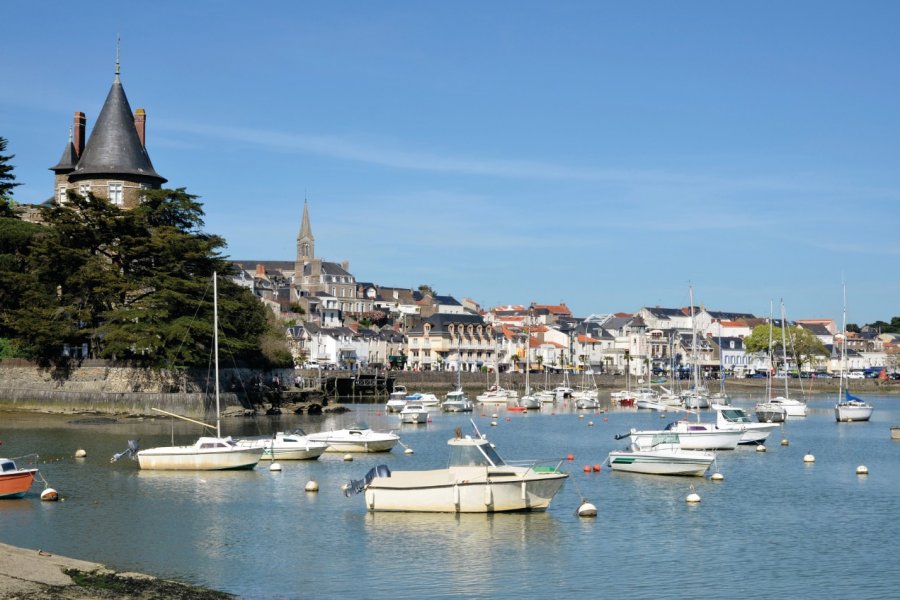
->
[3, 2, 898, 326]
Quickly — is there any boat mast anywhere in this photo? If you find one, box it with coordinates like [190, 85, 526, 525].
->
[839, 283, 847, 401]
[780, 300, 790, 399]
[213, 271, 221, 438]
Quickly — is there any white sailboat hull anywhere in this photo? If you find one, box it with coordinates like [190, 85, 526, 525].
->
[835, 403, 873, 422]
[363, 467, 567, 513]
[137, 445, 262, 471]
[630, 427, 741, 451]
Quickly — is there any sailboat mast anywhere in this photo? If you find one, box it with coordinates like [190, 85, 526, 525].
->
[213, 272, 221, 438]
[780, 300, 789, 398]
[839, 284, 847, 400]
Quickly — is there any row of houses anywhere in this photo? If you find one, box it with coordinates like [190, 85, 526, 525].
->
[271, 294, 898, 376]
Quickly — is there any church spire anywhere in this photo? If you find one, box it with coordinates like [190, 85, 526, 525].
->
[296, 198, 315, 264]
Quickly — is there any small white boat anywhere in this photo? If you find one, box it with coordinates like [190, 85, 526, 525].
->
[476, 385, 518, 404]
[235, 429, 328, 460]
[629, 420, 742, 451]
[573, 392, 601, 410]
[404, 393, 440, 410]
[891, 426, 900, 440]
[385, 385, 409, 413]
[767, 395, 807, 417]
[835, 390, 873, 422]
[607, 432, 715, 476]
[400, 403, 430, 424]
[441, 389, 473, 413]
[754, 401, 787, 423]
[308, 423, 400, 453]
[344, 427, 568, 512]
[138, 436, 263, 471]
[681, 390, 710, 409]
[136, 274, 263, 472]
[713, 406, 779, 445]
[518, 394, 541, 410]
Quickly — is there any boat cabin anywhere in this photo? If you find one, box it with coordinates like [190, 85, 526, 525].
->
[447, 437, 506, 468]
[1, 459, 20, 473]
[718, 408, 752, 423]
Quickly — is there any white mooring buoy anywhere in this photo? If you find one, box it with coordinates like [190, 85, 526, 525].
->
[756, 444, 767, 453]
[74, 449, 87, 458]
[803, 452, 816, 463]
[577, 500, 598, 518]
[490, 420, 498, 427]
[343, 454, 354, 462]
[404, 447, 414, 455]
[781, 438, 789, 446]
[685, 485, 701, 504]
[269, 462, 282, 472]
[711, 472, 724, 482]
[856, 465, 869, 475]
[305, 480, 319, 492]
[41, 488, 59, 502]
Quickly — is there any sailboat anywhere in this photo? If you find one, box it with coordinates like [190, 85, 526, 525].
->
[476, 340, 517, 404]
[835, 285, 873, 422]
[681, 286, 709, 409]
[518, 322, 541, 409]
[136, 273, 264, 471]
[766, 301, 807, 417]
[755, 302, 787, 423]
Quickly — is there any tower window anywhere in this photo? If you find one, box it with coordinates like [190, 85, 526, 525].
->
[58, 185, 67, 204]
[109, 182, 124, 205]
[79, 183, 91, 197]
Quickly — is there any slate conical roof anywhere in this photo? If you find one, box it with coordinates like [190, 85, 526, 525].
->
[70, 75, 166, 184]
[49, 140, 78, 173]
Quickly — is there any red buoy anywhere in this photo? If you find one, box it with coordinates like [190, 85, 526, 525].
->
[567, 454, 575, 461]
[583, 465, 591, 472]
[593, 464, 601, 472]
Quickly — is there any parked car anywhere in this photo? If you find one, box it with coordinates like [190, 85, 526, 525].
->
[847, 371, 865, 379]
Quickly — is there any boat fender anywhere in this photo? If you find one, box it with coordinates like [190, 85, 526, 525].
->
[484, 482, 492, 506]
[453, 484, 460, 506]
[520, 480, 527, 501]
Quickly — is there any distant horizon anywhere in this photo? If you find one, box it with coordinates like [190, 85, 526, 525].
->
[4, 2, 898, 326]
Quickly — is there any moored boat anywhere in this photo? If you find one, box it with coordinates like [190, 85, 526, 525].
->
[0, 458, 38, 498]
[400, 403, 430, 424]
[235, 429, 328, 460]
[713, 406, 779, 445]
[308, 422, 400, 453]
[754, 401, 787, 423]
[607, 432, 715, 476]
[385, 385, 409, 413]
[441, 389, 473, 413]
[344, 427, 568, 512]
[629, 420, 742, 451]
[891, 426, 900, 440]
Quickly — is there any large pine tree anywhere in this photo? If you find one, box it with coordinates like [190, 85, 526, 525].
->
[0, 137, 21, 217]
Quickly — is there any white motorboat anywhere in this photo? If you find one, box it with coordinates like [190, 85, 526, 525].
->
[385, 385, 409, 413]
[476, 385, 517, 404]
[400, 403, 430, 424]
[635, 388, 668, 411]
[441, 389, 473, 413]
[404, 393, 440, 410]
[607, 432, 715, 476]
[344, 428, 568, 512]
[573, 391, 601, 410]
[891, 426, 900, 440]
[518, 394, 541, 409]
[136, 273, 263, 471]
[308, 422, 400, 453]
[713, 406, 779, 445]
[681, 389, 710, 409]
[766, 396, 807, 417]
[628, 420, 742, 451]
[235, 429, 328, 460]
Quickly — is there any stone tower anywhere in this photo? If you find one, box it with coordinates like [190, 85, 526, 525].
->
[50, 55, 166, 208]
[296, 199, 315, 266]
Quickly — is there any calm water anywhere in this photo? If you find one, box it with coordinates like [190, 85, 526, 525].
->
[1, 392, 898, 599]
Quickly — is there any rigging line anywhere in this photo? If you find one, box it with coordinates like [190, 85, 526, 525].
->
[169, 277, 212, 372]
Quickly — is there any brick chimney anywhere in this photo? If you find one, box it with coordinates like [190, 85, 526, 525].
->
[256, 264, 267, 278]
[134, 108, 146, 147]
[73, 112, 86, 157]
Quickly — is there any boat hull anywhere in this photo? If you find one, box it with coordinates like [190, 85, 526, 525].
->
[755, 407, 787, 423]
[0, 469, 37, 498]
[891, 426, 900, 440]
[363, 468, 568, 513]
[400, 411, 429, 424]
[835, 403, 873, 422]
[631, 428, 741, 451]
[607, 450, 713, 476]
[137, 447, 263, 471]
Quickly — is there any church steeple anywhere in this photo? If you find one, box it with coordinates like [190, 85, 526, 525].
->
[297, 199, 315, 264]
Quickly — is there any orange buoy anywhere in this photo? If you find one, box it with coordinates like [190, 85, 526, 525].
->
[583, 465, 591, 472]
[603, 417, 608, 422]
[566, 454, 575, 461]
[593, 464, 601, 472]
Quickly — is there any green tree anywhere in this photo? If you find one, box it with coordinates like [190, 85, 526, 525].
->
[744, 323, 827, 372]
[6, 188, 272, 368]
[0, 137, 21, 216]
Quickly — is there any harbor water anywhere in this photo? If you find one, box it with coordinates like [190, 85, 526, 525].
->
[0, 392, 898, 599]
